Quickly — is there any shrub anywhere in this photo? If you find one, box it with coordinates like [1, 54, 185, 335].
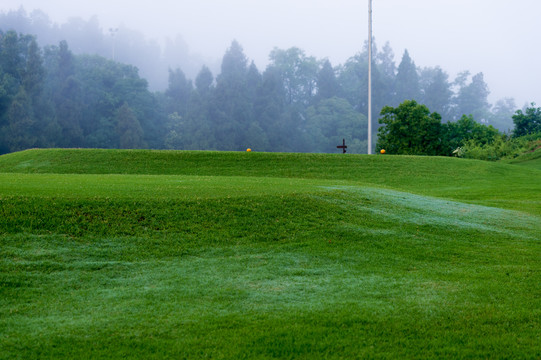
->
[459, 133, 541, 161]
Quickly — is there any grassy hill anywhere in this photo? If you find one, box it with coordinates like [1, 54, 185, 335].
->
[2, 148, 539, 213]
[1, 149, 540, 359]
[506, 143, 541, 171]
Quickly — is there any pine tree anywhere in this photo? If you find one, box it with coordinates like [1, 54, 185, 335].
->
[212, 40, 253, 150]
[6, 89, 38, 151]
[316, 59, 341, 101]
[165, 68, 192, 116]
[394, 50, 420, 105]
[115, 102, 147, 149]
[55, 77, 84, 147]
[420, 67, 452, 120]
[0, 31, 22, 79]
[46, 40, 83, 147]
[22, 38, 45, 97]
[254, 66, 287, 151]
[453, 72, 490, 121]
[246, 61, 262, 102]
[195, 65, 214, 95]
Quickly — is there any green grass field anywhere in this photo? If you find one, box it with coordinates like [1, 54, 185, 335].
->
[507, 144, 541, 171]
[1, 149, 540, 359]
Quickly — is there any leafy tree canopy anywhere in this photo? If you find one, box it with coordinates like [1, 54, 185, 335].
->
[512, 103, 541, 137]
[377, 100, 442, 155]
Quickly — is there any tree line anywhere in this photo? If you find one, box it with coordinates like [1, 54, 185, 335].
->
[376, 100, 541, 160]
[0, 7, 210, 90]
[0, 26, 530, 155]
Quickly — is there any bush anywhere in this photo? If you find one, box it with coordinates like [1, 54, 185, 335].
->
[513, 104, 541, 137]
[459, 133, 541, 161]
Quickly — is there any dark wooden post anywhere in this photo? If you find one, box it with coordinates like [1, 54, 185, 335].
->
[337, 139, 347, 154]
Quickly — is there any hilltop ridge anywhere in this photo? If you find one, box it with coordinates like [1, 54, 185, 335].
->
[1, 148, 539, 214]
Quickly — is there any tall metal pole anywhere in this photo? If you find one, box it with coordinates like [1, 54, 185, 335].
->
[367, 0, 373, 154]
[109, 28, 119, 61]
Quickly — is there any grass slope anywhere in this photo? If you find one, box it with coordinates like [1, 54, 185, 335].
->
[507, 145, 541, 170]
[1, 148, 540, 213]
[1, 149, 540, 359]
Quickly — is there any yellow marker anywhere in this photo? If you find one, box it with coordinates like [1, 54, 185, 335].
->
[246, 148, 252, 152]
[380, 149, 386, 154]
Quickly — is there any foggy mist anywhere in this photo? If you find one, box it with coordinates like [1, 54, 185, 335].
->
[1, 0, 539, 106]
[1, 0, 540, 156]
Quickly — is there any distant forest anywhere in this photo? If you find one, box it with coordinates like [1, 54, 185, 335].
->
[0, 8, 523, 154]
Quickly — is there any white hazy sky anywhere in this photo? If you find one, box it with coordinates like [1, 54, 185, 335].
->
[2, 0, 539, 106]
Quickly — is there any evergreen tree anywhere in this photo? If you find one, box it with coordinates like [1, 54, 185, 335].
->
[254, 66, 288, 151]
[0, 32, 49, 151]
[57, 40, 74, 80]
[55, 77, 84, 147]
[163, 112, 184, 150]
[0, 67, 20, 129]
[420, 66, 452, 120]
[305, 97, 367, 153]
[195, 65, 214, 95]
[246, 61, 262, 102]
[165, 68, 192, 116]
[338, 40, 394, 120]
[184, 65, 216, 149]
[338, 53, 367, 113]
[453, 71, 490, 121]
[269, 47, 319, 106]
[6, 89, 38, 151]
[490, 97, 516, 132]
[22, 38, 45, 97]
[219, 40, 248, 83]
[394, 49, 420, 105]
[0, 31, 23, 79]
[316, 59, 341, 101]
[74, 54, 163, 148]
[169, 66, 217, 150]
[376, 42, 396, 79]
[115, 102, 147, 149]
[212, 40, 255, 150]
[44, 40, 83, 147]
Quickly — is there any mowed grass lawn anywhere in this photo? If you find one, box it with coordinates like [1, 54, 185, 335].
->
[1, 149, 540, 359]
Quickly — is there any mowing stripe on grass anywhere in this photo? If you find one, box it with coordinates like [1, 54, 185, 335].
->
[0, 173, 345, 201]
[318, 186, 540, 240]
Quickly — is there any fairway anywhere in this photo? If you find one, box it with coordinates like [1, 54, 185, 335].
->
[1, 149, 540, 359]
